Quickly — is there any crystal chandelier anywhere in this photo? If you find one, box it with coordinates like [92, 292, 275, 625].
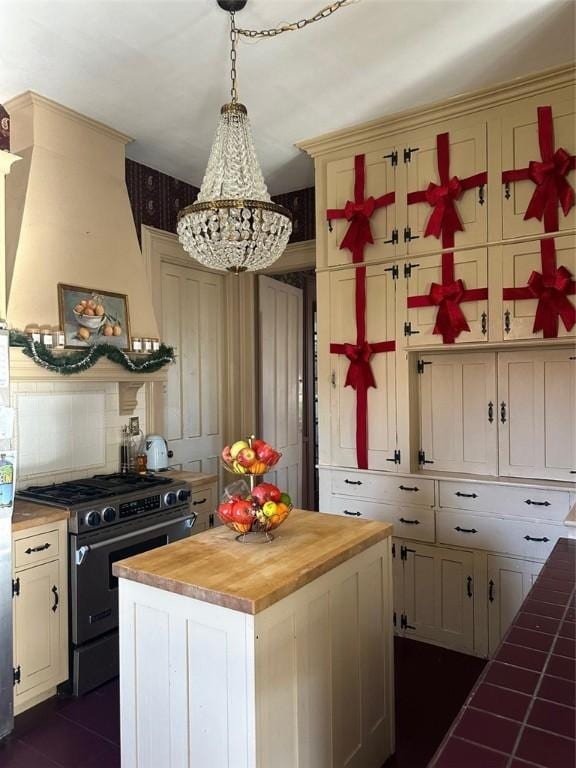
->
[177, 0, 292, 274]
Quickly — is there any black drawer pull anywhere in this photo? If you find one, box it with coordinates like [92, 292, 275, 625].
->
[467, 576, 473, 598]
[399, 517, 420, 525]
[524, 499, 550, 507]
[25, 543, 51, 555]
[455, 492, 478, 499]
[51, 585, 59, 613]
[343, 510, 362, 517]
[399, 485, 419, 492]
[193, 498, 207, 506]
[488, 579, 495, 603]
[344, 479, 363, 486]
[454, 526, 478, 534]
[524, 535, 550, 543]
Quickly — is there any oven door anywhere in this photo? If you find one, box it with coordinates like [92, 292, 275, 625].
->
[70, 508, 194, 646]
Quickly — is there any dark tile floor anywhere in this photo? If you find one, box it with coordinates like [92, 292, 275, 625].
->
[0, 638, 485, 768]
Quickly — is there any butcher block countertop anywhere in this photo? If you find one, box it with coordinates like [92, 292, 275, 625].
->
[163, 469, 217, 487]
[12, 501, 69, 533]
[113, 509, 393, 614]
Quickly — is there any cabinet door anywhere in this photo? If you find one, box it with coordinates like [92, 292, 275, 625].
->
[487, 555, 542, 654]
[326, 146, 398, 266]
[418, 352, 497, 475]
[392, 540, 404, 635]
[498, 349, 576, 481]
[405, 249, 489, 346]
[402, 543, 475, 653]
[329, 265, 398, 469]
[502, 94, 576, 239]
[405, 121, 487, 254]
[501, 234, 576, 341]
[13, 560, 62, 698]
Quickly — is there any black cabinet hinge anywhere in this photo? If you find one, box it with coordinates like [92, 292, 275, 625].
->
[404, 322, 420, 337]
[384, 263, 399, 279]
[403, 147, 419, 163]
[416, 359, 432, 374]
[418, 450, 434, 466]
[404, 262, 419, 278]
[383, 150, 398, 166]
[386, 449, 401, 465]
[13, 666, 21, 686]
[12, 577, 20, 598]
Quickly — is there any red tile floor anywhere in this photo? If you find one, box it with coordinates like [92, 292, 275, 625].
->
[0, 637, 485, 768]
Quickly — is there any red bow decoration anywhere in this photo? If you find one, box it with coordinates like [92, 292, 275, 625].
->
[502, 106, 575, 233]
[327, 154, 395, 263]
[407, 132, 487, 249]
[407, 253, 488, 344]
[503, 238, 576, 338]
[330, 266, 395, 469]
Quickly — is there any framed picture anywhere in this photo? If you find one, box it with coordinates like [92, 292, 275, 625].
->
[58, 284, 131, 350]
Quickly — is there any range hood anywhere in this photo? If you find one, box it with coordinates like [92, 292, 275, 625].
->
[4, 91, 159, 339]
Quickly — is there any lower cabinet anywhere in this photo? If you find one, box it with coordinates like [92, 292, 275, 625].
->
[12, 521, 68, 714]
[394, 540, 475, 654]
[487, 554, 542, 655]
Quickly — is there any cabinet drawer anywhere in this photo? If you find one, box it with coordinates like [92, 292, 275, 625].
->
[14, 529, 59, 568]
[331, 470, 434, 507]
[438, 510, 560, 560]
[190, 486, 214, 516]
[439, 481, 571, 523]
[328, 496, 435, 542]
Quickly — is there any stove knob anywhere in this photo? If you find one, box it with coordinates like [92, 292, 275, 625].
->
[177, 489, 191, 503]
[85, 510, 101, 527]
[164, 492, 178, 507]
[102, 507, 116, 523]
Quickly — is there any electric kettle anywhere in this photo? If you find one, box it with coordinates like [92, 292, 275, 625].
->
[145, 435, 169, 471]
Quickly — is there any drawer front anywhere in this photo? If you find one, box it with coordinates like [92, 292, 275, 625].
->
[438, 510, 561, 560]
[331, 470, 434, 507]
[439, 481, 570, 522]
[14, 528, 60, 568]
[190, 486, 214, 516]
[328, 495, 435, 542]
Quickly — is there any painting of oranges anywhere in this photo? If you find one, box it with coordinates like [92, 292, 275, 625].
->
[58, 284, 131, 349]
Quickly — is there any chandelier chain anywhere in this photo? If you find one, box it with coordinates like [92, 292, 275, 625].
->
[236, 0, 353, 38]
[229, 11, 238, 102]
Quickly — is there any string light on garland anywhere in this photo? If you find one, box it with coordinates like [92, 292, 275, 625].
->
[9, 332, 175, 375]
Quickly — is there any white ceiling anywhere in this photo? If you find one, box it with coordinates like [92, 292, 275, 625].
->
[0, 0, 574, 195]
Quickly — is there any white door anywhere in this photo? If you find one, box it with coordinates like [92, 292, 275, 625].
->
[418, 352, 498, 475]
[258, 276, 303, 507]
[161, 261, 225, 477]
[487, 555, 542, 654]
[498, 349, 576, 481]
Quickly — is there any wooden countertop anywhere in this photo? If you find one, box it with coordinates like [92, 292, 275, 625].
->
[163, 469, 218, 487]
[12, 501, 69, 533]
[113, 509, 393, 615]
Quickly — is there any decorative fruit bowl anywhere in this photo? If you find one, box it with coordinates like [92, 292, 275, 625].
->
[221, 436, 281, 476]
[217, 479, 292, 542]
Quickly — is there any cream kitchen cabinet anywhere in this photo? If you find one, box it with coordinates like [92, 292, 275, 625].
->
[487, 555, 542, 654]
[12, 520, 68, 714]
[501, 90, 576, 240]
[416, 352, 497, 475]
[500, 234, 576, 342]
[325, 264, 398, 470]
[403, 249, 489, 346]
[394, 540, 475, 654]
[498, 348, 576, 481]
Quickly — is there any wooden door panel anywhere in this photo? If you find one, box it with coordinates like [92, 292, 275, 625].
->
[488, 556, 542, 654]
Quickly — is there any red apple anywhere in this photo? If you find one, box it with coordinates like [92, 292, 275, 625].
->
[217, 500, 235, 522]
[232, 499, 254, 527]
[255, 442, 276, 463]
[251, 439, 267, 456]
[236, 447, 256, 468]
[221, 445, 233, 464]
[251, 482, 282, 505]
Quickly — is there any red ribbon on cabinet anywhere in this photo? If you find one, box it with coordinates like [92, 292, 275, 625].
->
[503, 238, 576, 338]
[327, 153, 395, 263]
[330, 266, 395, 469]
[502, 106, 575, 234]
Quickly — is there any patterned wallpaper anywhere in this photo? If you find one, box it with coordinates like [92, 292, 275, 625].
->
[272, 186, 316, 244]
[0, 105, 9, 151]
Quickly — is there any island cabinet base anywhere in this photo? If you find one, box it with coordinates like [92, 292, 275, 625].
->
[118, 539, 394, 768]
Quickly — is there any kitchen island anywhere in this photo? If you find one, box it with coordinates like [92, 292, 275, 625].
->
[113, 509, 394, 768]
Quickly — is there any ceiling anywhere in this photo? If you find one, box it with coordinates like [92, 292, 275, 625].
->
[0, 0, 574, 195]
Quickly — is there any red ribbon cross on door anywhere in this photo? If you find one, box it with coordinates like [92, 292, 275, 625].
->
[330, 266, 395, 469]
[503, 237, 576, 338]
[327, 153, 395, 264]
[502, 106, 575, 234]
[407, 131, 487, 249]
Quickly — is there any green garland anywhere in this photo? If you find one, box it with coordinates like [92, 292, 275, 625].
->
[9, 331, 175, 375]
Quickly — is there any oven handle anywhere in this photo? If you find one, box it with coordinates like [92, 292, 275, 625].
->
[74, 512, 197, 566]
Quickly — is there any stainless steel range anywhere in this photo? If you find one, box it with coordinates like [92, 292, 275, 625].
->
[16, 473, 195, 695]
